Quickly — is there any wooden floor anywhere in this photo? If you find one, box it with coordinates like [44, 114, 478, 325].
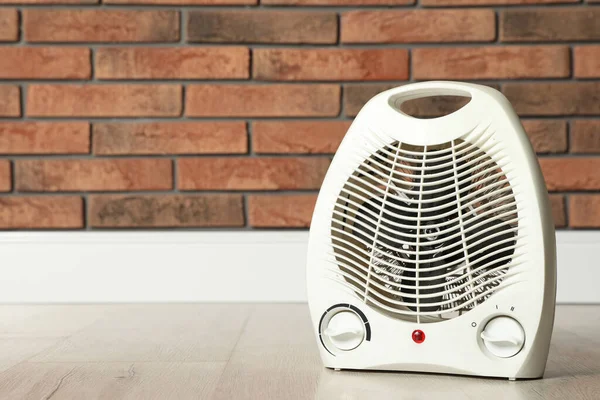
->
[0, 304, 597, 399]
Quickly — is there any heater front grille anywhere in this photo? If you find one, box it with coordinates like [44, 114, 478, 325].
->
[328, 127, 523, 323]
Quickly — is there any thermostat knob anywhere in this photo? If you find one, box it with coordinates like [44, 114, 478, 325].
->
[481, 316, 525, 358]
[324, 311, 365, 351]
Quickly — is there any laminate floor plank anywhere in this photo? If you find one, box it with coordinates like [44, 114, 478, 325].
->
[30, 304, 252, 363]
[0, 338, 62, 373]
[211, 304, 322, 400]
[0, 305, 112, 338]
[0, 361, 226, 400]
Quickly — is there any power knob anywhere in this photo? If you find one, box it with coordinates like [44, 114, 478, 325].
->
[324, 311, 365, 351]
[481, 316, 525, 358]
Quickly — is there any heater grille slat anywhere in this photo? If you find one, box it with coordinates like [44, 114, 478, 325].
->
[356, 136, 503, 185]
[364, 124, 492, 169]
[339, 179, 518, 226]
[450, 140, 476, 305]
[333, 200, 521, 246]
[327, 249, 525, 294]
[331, 195, 520, 255]
[331, 225, 521, 271]
[362, 144, 403, 303]
[332, 200, 518, 262]
[346, 161, 513, 206]
[336, 185, 521, 235]
[328, 128, 521, 323]
[414, 148, 428, 322]
[326, 259, 523, 308]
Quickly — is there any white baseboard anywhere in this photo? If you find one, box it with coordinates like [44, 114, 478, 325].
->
[0, 231, 597, 303]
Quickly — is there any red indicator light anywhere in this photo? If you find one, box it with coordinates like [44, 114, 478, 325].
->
[412, 329, 425, 344]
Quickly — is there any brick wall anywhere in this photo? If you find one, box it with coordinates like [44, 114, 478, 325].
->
[0, 2, 597, 229]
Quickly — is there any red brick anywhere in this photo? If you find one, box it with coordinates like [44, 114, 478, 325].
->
[16, 159, 172, 192]
[0, 9, 18, 41]
[0, 197, 83, 229]
[0, 160, 10, 191]
[254, 49, 409, 81]
[264, 0, 411, 4]
[186, 85, 340, 117]
[423, 0, 575, 5]
[0, 86, 20, 117]
[1, 0, 96, 4]
[571, 121, 600, 154]
[521, 120, 567, 154]
[96, 47, 249, 80]
[107, 0, 252, 4]
[27, 85, 182, 117]
[0, 122, 90, 154]
[248, 195, 317, 227]
[178, 157, 330, 190]
[343, 84, 393, 117]
[89, 194, 244, 228]
[539, 158, 600, 191]
[341, 10, 495, 43]
[0, 48, 90, 79]
[93, 122, 247, 155]
[23, 10, 179, 43]
[501, 9, 600, 42]
[187, 11, 336, 44]
[413, 46, 569, 80]
[253, 121, 350, 154]
[549, 194, 566, 228]
[503, 83, 600, 116]
[569, 195, 600, 228]
[574, 46, 600, 78]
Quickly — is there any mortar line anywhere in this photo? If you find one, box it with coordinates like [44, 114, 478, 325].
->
[1, 115, 599, 123]
[563, 194, 570, 229]
[247, 121, 254, 156]
[1, 3, 596, 9]
[90, 48, 96, 80]
[8, 160, 15, 194]
[179, 9, 185, 44]
[243, 194, 250, 228]
[4, 42, 600, 49]
[0, 77, 589, 84]
[83, 193, 90, 230]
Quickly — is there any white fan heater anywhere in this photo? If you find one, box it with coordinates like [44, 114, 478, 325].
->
[306, 81, 556, 380]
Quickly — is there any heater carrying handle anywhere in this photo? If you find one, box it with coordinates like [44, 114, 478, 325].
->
[363, 81, 509, 145]
[385, 81, 493, 121]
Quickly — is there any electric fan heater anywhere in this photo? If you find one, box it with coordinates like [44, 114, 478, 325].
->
[306, 81, 556, 380]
